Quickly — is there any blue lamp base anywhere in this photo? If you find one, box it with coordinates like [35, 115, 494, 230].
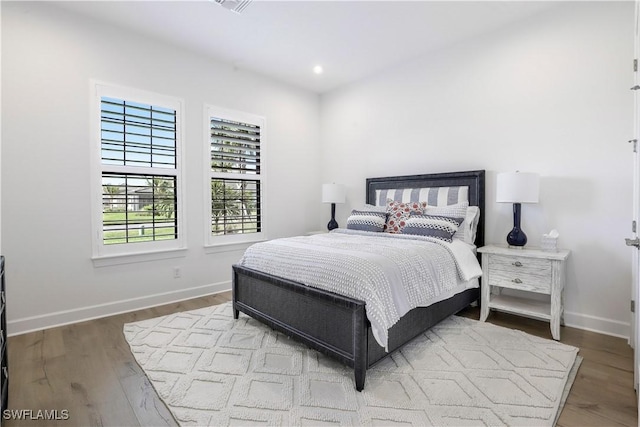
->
[506, 203, 527, 247]
[327, 203, 339, 231]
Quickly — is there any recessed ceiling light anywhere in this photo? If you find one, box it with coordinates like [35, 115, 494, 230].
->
[313, 65, 323, 75]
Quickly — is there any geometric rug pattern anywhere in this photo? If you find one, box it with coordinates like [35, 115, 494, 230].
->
[124, 302, 580, 426]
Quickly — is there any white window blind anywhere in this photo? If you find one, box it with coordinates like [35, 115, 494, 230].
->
[101, 97, 178, 244]
[207, 107, 265, 245]
[101, 98, 177, 169]
[92, 83, 184, 260]
[210, 117, 260, 174]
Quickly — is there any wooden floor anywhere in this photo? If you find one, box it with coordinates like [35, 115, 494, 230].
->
[5, 292, 638, 426]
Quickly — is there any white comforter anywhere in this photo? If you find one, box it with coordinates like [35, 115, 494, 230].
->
[237, 229, 482, 350]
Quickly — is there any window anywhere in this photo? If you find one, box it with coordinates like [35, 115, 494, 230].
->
[206, 106, 265, 246]
[92, 83, 184, 259]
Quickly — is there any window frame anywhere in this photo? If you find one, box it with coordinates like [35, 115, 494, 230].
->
[204, 104, 266, 248]
[90, 81, 186, 263]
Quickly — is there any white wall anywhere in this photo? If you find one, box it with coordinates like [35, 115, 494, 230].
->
[1, 2, 321, 334]
[320, 2, 634, 337]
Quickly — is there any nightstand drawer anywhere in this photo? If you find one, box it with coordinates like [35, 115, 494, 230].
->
[488, 255, 552, 293]
[489, 254, 551, 275]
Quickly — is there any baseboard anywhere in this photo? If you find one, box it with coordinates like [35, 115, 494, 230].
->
[563, 310, 630, 339]
[8, 281, 231, 337]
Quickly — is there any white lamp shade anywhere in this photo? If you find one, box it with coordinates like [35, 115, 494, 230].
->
[496, 172, 539, 203]
[322, 183, 346, 204]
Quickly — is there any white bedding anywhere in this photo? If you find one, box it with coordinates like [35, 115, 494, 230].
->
[237, 229, 482, 350]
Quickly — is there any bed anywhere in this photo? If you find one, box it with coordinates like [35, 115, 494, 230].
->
[232, 170, 485, 391]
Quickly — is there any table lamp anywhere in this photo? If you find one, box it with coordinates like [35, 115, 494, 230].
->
[322, 183, 346, 231]
[496, 171, 539, 247]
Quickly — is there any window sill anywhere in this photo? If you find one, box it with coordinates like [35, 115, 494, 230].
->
[92, 248, 188, 267]
[204, 239, 265, 254]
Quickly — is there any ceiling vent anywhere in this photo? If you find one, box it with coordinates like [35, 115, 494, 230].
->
[212, 0, 253, 14]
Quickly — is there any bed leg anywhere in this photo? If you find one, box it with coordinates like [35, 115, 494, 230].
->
[355, 366, 366, 392]
[353, 304, 367, 392]
[231, 268, 239, 320]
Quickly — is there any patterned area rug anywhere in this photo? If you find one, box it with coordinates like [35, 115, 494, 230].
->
[124, 302, 581, 426]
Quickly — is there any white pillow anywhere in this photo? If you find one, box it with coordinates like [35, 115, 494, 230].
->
[462, 206, 480, 244]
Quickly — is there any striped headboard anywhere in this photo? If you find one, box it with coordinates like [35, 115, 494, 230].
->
[374, 186, 468, 207]
[365, 170, 485, 248]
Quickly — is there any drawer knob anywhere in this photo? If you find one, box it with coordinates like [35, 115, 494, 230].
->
[513, 261, 523, 267]
[512, 278, 523, 284]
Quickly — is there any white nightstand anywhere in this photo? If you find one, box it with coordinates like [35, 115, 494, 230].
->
[477, 245, 570, 340]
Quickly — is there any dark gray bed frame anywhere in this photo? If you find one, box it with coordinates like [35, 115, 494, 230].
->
[232, 170, 485, 391]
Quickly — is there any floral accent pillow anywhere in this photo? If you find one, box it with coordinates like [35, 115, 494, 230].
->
[385, 200, 427, 233]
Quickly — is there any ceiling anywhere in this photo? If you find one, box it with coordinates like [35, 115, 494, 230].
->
[53, 1, 559, 94]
